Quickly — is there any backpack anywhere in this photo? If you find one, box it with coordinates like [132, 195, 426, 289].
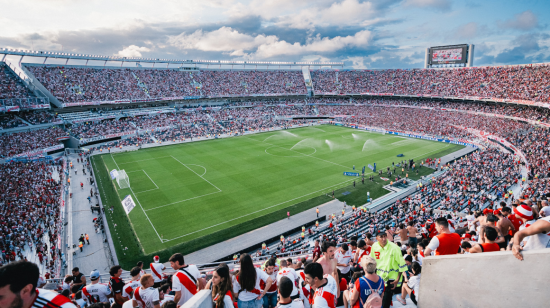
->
[359, 277, 383, 308]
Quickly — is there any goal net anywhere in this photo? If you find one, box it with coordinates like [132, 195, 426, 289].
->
[117, 170, 130, 189]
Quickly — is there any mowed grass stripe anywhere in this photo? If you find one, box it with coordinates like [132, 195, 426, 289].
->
[99, 125, 464, 253]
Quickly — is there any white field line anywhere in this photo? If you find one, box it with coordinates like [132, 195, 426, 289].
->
[263, 134, 277, 142]
[170, 156, 222, 192]
[117, 156, 172, 165]
[144, 191, 222, 211]
[162, 178, 356, 242]
[110, 154, 164, 242]
[307, 126, 326, 132]
[246, 137, 350, 169]
[186, 164, 207, 177]
[127, 170, 160, 194]
[142, 170, 159, 189]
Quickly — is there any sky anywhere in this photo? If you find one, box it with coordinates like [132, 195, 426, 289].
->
[1, 0, 549, 69]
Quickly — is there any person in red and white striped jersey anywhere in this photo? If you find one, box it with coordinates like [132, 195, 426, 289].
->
[132, 274, 160, 308]
[235, 253, 273, 308]
[303, 263, 337, 308]
[123, 267, 143, 300]
[0, 261, 77, 308]
[82, 270, 111, 305]
[168, 253, 200, 307]
[276, 277, 304, 308]
[150, 256, 165, 288]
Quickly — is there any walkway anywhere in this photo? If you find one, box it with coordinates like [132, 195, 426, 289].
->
[66, 154, 113, 275]
[439, 145, 478, 165]
[183, 199, 345, 264]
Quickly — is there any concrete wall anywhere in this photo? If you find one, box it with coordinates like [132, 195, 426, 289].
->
[181, 290, 212, 308]
[418, 249, 550, 308]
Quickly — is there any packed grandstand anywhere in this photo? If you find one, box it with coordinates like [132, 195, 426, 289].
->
[1, 57, 550, 308]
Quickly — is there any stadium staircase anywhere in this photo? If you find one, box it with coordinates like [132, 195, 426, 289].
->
[131, 72, 151, 98]
[302, 67, 313, 97]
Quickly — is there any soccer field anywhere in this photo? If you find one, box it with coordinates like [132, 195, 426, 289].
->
[93, 125, 463, 265]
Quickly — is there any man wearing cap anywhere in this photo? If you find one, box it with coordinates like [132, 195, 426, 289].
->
[424, 217, 461, 256]
[370, 231, 407, 308]
[512, 204, 537, 247]
[150, 256, 165, 288]
[82, 269, 112, 304]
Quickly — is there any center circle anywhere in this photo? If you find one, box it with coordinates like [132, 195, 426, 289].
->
[265, 146, 316, 157]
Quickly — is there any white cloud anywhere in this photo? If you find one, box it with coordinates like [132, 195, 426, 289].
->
[498, 10, 538, 31]
[168, 27, 277, 54]
[168, 27, 372, 59]
[116, 45, 151, 57]
[255, 31, 372, 58]
[345, 56, 368, 69]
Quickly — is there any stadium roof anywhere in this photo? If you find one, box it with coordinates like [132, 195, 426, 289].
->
[0, 47, 344, 68]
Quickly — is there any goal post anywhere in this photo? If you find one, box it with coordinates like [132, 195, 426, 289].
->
[117, 170, 130, 189]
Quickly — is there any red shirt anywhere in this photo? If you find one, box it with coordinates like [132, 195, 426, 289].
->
[428, 233, 461, 255]
[339, 278, 347, 294]
[480, 243, 500, 252]
[312, 247, 321, 260]
[507, 214, 522, 236]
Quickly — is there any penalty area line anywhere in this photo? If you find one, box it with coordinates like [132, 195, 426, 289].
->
[110, 154, 164, 242]
[162, 178, 356, 242]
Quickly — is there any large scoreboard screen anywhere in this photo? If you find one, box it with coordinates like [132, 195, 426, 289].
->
[429, 44, 468, 65]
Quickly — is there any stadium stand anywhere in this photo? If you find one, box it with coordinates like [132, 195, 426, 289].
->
[27, 66, 307, 104]
[2, 65, 550, 308]
[311, 65, 550, 103]
[0, 63, 35, 99]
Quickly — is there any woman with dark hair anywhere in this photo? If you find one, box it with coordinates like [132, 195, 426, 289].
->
[212, 266, 235, 308]
[235, 253, 273, 308]
[397, 262, 421, 306]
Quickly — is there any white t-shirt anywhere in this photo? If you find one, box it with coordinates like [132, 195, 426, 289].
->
[123, 280, 141, 299]
[264, 270, 278, 294]
[277, 299, 304, 308]
[150, 262, 165, 282]
[276, 268, 299, 297]
[540, 206, 550, 217]
[407, 274, 421, 298]
[524, 216, 550, 250]
[335, 250, 352, 274]
[235, 268, 270, 301]
[134, 287, 160, 308]
[33, 289, 77, 308]
[213, 290, 234, 308]
[82, 283, 111, 304]
[519, 219, 537, 246]
[311, 275, 337, 308]
[466, 215, 476, 230]
[172, 265, 200, 306]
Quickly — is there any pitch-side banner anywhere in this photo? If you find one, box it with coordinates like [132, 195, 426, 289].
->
[122, 195, 136, 215]
[110, 169, 119, 180]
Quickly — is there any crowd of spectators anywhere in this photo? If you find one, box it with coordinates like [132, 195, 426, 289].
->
[28, 66, 307, 103]
[19, 111, 62, 125]
[0, 64, 35, 99]
[0, 127, 66, 158]
[312, 65, 550, 102]
[2, 96, 550, 308]
[0, 113, 28, 129]
[0, 159, 65, 278]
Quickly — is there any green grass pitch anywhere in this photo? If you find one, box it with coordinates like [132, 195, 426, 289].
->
[92, 125, 464, 267]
